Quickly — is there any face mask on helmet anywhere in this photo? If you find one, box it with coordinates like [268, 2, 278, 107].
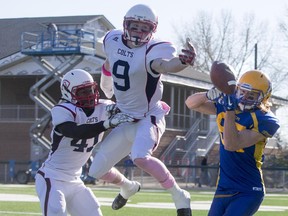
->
[61, 69, 99, 108]
[123, 4, 158, 46]
[235, 70, 272, 112]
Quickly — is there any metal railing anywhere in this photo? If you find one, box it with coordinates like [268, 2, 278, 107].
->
[21, 29, 96, 56]
[0, 105, 47, 122]
[0, 160, 287, 190]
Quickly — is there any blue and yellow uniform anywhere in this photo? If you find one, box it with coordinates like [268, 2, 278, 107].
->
[208, 103, 280, 216]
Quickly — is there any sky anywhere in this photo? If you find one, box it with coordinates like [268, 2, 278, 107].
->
[1, 0, 287, 45]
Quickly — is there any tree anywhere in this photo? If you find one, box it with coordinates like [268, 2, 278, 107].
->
[264, 148, 288, 168]
[174, 10, 288, 149]
[174, 10, 287, 95]
[279, 7, 288, 41]
[276, 7, 288, 96]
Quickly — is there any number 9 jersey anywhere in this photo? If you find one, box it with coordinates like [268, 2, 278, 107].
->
[103, 29, 176, 119]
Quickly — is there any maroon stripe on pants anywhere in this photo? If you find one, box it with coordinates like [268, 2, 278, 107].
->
[37, 170, 51, 216]
[150, 115, 159, 151]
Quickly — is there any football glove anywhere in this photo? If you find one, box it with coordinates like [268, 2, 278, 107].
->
[103, 113, 135, 129]
[219, 94, 238, 111]
[179, 38, 197, 66]
[206, 87, 222, 102]
[105, 104, 121, 118]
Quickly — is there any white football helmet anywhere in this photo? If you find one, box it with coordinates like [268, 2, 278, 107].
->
[123, 4, 158, 46]
[61, 69, 99, 108]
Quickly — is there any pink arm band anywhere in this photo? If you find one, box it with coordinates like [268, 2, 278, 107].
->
[102, 64, 112, 76]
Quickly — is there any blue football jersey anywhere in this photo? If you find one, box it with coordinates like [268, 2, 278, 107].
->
[215, 103, 280, 195]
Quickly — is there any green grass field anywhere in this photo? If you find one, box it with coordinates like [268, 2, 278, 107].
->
[0, 184, 287, 216]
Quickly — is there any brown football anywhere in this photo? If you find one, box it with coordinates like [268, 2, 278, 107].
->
[210, 61, 236, 94]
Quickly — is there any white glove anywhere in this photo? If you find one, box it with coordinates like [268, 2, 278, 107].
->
[103, 113, 135, 129]
[206, 87, 222, 101]
[105, 104, 121, 118]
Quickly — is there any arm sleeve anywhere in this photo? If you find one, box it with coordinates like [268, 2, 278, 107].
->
[146, 41, 179, 74]
[56, 121, 107, 139]
[100, 64, 114, 99]
[146, 41, 177, 63]
[257, 113, 280, 138]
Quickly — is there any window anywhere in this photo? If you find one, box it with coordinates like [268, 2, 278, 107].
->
[163, 83, 208, 130]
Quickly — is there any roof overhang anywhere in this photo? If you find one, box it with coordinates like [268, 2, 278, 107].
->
[162, 73, 212, 90]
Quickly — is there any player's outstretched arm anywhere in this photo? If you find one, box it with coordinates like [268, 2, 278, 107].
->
[56, 121, 107, 139]
[55, 113, 134, 139]
[185, 92, 216, 115]
[151, 38, 196, 73]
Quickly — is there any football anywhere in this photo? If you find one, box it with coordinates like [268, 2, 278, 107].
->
[210, 61, 236, 94]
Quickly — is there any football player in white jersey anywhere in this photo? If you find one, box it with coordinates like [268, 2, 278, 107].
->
[88, 4, 196, 216]
[35, 69, 134, 216]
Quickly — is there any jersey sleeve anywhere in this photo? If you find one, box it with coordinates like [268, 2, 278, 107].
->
[145, 41, 177, 75]
[103, 29, 122, 56]
[100, 68, 114, 99]
[51, 104, 76, 127]
[255, 111, 280, 138]
[102, 30, 111, 54]
[146, 41, 177, 64]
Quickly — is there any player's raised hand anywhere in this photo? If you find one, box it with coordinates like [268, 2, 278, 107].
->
[103, 113, 135, 129]
[179, 38, 196, 66]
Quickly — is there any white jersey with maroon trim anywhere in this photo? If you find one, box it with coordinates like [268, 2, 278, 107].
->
[103, 29, 176, 119]
[38, 99, 113, 182]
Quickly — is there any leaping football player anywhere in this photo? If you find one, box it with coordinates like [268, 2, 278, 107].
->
[88, 4, 196, 216]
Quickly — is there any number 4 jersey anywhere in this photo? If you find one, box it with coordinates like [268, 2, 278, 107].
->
[38, 99, 113, 182]
[103, 29, 176, 119]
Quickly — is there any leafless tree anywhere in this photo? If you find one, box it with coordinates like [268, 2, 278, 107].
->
[175, 11, 273, 76]
[174, 10, 288, 147]
[279, 7, 288, 41]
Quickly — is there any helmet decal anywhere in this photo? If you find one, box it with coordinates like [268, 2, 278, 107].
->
[62, 79, 70, 87]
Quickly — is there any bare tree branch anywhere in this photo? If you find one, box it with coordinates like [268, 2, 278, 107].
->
[176, 11, 272, 75]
